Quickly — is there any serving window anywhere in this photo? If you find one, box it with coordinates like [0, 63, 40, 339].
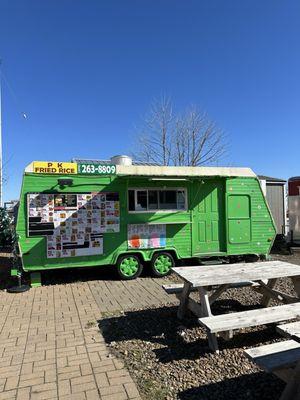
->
[128, 188, 187, 212]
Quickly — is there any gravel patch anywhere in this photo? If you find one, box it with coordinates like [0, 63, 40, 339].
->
[99, 254, 300, 400]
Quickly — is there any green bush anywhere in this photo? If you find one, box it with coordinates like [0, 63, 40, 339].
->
[0, 207, 17, 249]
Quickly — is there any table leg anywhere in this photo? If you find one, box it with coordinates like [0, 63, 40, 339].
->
[199, 287, 219, 352]
[291, 276, 300, 299]
[261, 278, 277, 307]
[209, 284, 230, 305]
[280, 359, 300, 400]
[177, 282, 192, 320]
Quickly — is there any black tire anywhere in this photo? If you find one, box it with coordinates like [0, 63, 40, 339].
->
[151, 252, 175, 277]
[116, 254, 143, 280]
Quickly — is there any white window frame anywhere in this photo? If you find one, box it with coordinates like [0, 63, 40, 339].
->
[128, 187, 188, 213]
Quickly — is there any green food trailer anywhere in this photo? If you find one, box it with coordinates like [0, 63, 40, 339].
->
[14, 159, 276, 286]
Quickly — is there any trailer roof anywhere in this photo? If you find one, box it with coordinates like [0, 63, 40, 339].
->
[116, 164, 256, 178]
[25, 161, 256, 178]
[258, 175, 286, 183]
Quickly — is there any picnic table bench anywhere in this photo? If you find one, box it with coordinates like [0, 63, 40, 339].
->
[163, 261, 300, 352]
[245, 320, 300, 400]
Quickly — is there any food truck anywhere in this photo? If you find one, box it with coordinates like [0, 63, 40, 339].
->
[15, 157, 276, 286]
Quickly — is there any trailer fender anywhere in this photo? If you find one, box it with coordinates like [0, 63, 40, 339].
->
[151, 249, 179, 262]
[111, 248, 179, 266]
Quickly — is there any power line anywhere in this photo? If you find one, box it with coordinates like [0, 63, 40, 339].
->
[0, 60, 29, 205]
[1, 68, 28, 120]
[0, 60, 3, 207]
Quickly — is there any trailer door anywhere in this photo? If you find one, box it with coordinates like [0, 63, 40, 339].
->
[192, 180, 226, 255]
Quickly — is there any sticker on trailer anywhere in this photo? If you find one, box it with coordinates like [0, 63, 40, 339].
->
[78, 163, 116, 175]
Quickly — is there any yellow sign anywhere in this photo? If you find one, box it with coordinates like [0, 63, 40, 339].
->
[33, 161, 78, 175]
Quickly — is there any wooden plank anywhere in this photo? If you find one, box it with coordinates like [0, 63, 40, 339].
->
[245, 340, 300, 372]
[209, 284, 230, 304]
[292, 276, 300, 298]
[187, 297, 202, 317]
[280, 360, 300, 400]
[254, 280, 299, 305]
[174, 294, 207, 318]
[172, 261, 300, 287]
[198, 287, 219, 352]
[162, 284, 198, 294]
[199, 303, 300, 333]
[199, 287, 212, 317]
[277, 321, 300, 340]
[164, 281, 259, 295]
[177, 282, 192, 320]
[261, 278, 278, 307]
[274, 368, 295, 383]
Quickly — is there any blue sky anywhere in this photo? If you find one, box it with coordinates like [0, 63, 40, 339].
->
[1, 0, 299, 201]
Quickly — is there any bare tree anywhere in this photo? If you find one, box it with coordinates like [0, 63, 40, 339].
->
[133, 98, 226, 166]
[133, 96, 173, 165]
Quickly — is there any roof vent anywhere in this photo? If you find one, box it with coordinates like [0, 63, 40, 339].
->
[110, 155, 132, 166]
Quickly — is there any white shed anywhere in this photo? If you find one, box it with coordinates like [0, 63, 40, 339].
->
[258, 175, 287, 236]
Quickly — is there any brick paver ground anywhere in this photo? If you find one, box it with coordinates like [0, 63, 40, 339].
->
[88, 277, 176, 313]
[0, 278, 159, 400]
[0, 272, 178, 400]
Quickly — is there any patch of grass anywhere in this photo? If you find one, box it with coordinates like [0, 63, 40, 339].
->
[85, 320, 97, 329]
[139, 377, 169, 400]
[101, 310, 124, 318]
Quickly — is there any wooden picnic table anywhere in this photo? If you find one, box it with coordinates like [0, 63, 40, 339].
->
[167, 260, 300, 351]
[245, 320, 300, 399]
[276, 321, 300, 399]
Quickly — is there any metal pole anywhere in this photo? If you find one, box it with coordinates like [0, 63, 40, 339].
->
[0, 61, 2, 207]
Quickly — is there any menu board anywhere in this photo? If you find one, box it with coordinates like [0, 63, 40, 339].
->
[27, 192, 120, 259]
[128, 224, 166, 249]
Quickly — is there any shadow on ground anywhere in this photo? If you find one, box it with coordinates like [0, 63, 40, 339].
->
[0, 256, 15, 289]
[98, 303, 284, 399]
[177, 372, 283, 400]
[2, 258, 162, 288]
[99, 302, 279, 361]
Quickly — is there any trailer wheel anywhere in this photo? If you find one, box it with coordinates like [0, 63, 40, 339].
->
[117, 255, 143, 280]
[151, 252, 174, 277]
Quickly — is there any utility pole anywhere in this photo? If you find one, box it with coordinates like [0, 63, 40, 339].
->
[0, 60, 2, 207]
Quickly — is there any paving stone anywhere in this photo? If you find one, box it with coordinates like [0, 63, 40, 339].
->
[109, 376, 134, 386]
[124, 383, 140, 399]
[95, 372, 110, 388]
[99, 385, 127, 396]
[5, 376, 21, 391]
[72, 381, 98, 394]
[71, 374, 95, 387]
[0, 389, 17, 399]
[101, 392, 128, 400]
[0, 279, 143, 400]
[60, 392, 86, 400]
[107, 370, 130, 379]
[85, 389, 101, 399]
[58, 380, 71, 396]
[19, 377, 45, 388]
[80, 363, 93, 376]
[16, 387, 31, 400]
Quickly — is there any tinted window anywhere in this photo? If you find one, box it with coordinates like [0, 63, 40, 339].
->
[136, 191, 147, 211]
[159, 190, 177, 209]
[148, 190, 159, 210]
[177, 190, 186, 209]
[128, 190, 135, 211]
[128, 189, 186, 211]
